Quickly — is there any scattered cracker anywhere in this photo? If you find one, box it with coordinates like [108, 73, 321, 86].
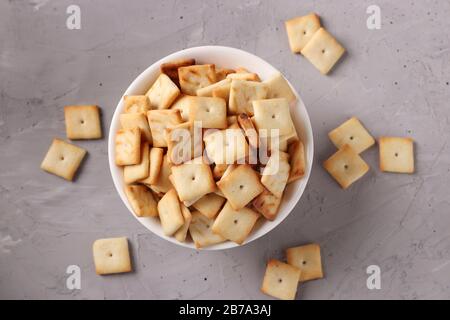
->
[379, 137, 414, 173]
[64, 105, 102, 140]
[286, 243, 323, 282]
[261, 259, 301, 300]
[328, 117, 375, 154]
[285, 13, 321, 53]
[93, 237, 132, 275]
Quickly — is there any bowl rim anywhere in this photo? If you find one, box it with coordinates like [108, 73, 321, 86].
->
[108, 45, 314, 250]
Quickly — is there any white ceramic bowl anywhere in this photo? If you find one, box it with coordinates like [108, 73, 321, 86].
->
[108, 46, 313, 250]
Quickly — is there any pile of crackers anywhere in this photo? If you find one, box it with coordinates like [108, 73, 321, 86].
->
[114, 59, 307, 248]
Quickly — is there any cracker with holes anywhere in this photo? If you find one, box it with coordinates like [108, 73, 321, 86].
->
[212, 201, 259, 245]
[120, 112, 152, 142]
[178, 64, 217, 95]
[217, 164, 264, 210]
[253, 98, 294, 136]
[123, 95, 151, 114]
[216, 67, 235, 81]
[147, 109, 183, 147]
[261, 259, 301, 300]
[170, 158, 216, 202]
[286, 243, 323, 282]
[147, 154, 173, 193]
[192, 193, 226, 219]
[93, 237, 132, 275]
[124, 142, 150, 184]
[328, 117, 375, 154]
[196, 79, 231, 98]
[253, 188, 282, 220]
[264, 72, 296, 103]
[229, 80, 268, 115]
[166, 121, 202, 165]
[379, 137, 414, 173]
[41, 139, 87, 181]
[287, 140, 306, 183]
[261, 151, 290, 198]
[64, 105, 102, 140]
[140, 147, 164, 185]
[157, 189, 185, 236]
[115, 128, 141, 165]
[189, 211, 226, 248]
[124, 184, 158, 217]
[187, 96, 227, 129]
[285, 13, 321, 53]
[160, 58, 195, 84]
[203, 128, 248, 164]
[301, 27, 345, 75]
[174, 204, 192, 242]
[323, 144, 369, 189]
[170, 94, 191, 122]
[146, 73, 180, 110]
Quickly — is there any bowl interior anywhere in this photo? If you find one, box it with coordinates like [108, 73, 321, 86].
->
[108, 46, 314, 250]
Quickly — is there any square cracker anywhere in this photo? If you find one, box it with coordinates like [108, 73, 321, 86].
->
[187, 96, 227, 129]
[146, 154, 173, 193]
[157, 189, 185, 236]
[40, 138, 87, 181]
[115, 128, 141, 165]
[203, 128, 248, 164]
[196, 78, 231, 98]
[124, 142, 150, 184]
[93, 237, 132, 275]
[286, 243, 323, 282]
[328, 117, 375, 154]
[229, 80, 268, 115]
[189, 211, 226, 248]
[174, 204, 192, 243]
[323, 144, 369, 189]
[285, 13, 321, 53]
[212, 201, 259, 245]
[217, 164, 264, 210]
[226, 72, 260, 82]
[379, 137, 414, 173]
[215, 67, 235, 81]
[301, 27, 345, 75]
[261, 259, 301, 300]
[170, 158, 216, 202]
[139, 147, 164, 185]
[261, 151, 290, 198]
[178, 64, 217, 95]
[166, 122, 202, 165]
[146, 73, 180, 110]
[124, 184, 158, 217]
[252, 188, 282, 221]
[64, 105, 102, 140]
[192, 193, 226, 219]
[264, 72, 296, 103]
[147, 109, 183, 147]
[287, 140, 306, 183]
[120, 112, 152, 142]
[123, 95, 151, 114]
[170, 94, 191, 122]
[160, 58, 195, 84]
[253, 98, 294, 136]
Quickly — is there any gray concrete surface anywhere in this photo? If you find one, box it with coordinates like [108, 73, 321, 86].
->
[1, 0, 450, 300]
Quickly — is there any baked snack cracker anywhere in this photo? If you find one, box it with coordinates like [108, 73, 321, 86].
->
[64, 105, 102, 140]
[261, 151, 290, 198]
[261, 259, 301, 300]
[123, 95, 151, 114]
[146, 73, 180, 110]
[229, 80, 268, 115]
[226, 72, 260, 81]
[217, 164, 264, 210]
[203, 128, 248, 164]
[40, 138, 87, 181]
[124, 142, 150, 184]
[124, 184, 158, 217]
[147, 154, 173, 194]
[263, 72, 296, 103]
[285, 13, 321, 53]
[286, 243, 323, 282]
[174, 204, 192, 243]
[93, 237, 132, 275]
[189, 211, 226, 248]
[192, 193, 226, 219]
[170, 158, 216, 202]
[379, 137, 414, 173]
[213, 163, 228, 180]
[157, 189, 185, 236]
[287, 140, 306, 183]
[120, 112, 152, 142]
[323, 144, 369, 189]
[166, 121, 202, 165]
[253, 98, 294, 136]
[196, 79, 231, 98]
[187, 96, 227, 129]
[328, 117, 375, 154]
[115, 128, 141, 165]
[301, 27, 345, 75]
[140, 147, 164, 185]
[147, 109, 183, 147]
[215, 67, 235, 81]
[238, 113, 258, 149]
[170, 94, 191, 122]
[212, 202, 259, 245]
[178, 64, 217, 95]
[252, 188, 282, 221]
[160, 58, 195, 84]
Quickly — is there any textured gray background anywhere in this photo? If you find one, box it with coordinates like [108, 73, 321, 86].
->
[1, 0, 449, 300]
